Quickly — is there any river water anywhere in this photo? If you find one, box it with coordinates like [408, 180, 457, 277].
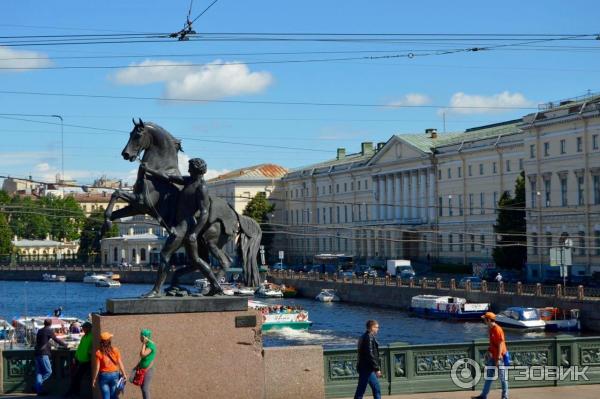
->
[0, 281, 589, 349]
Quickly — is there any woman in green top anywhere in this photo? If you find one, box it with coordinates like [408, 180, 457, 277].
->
[137, 329, 156, 399]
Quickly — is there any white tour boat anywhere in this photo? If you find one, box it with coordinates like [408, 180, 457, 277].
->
[315, 289, 340, 302]
[248, 300, 312, 331]
[495, 307, 546, 330]
[42, 273, 66, 282]
[83, 273, 108, 284]
[255, 283, 284, 298]
[95, 279, 121, 288]
[409, 295, 489, 320]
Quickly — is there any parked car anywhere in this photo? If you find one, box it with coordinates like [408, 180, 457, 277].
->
[398, 265, 416, 279]
[459, 276, 483, 289]
[271, 262, 287, 271]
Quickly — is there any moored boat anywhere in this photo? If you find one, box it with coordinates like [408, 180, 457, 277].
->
[495, 307, 546, 330]
[538, 307, 581, 331]
[409, 295, 489, 320]
[281, 285, 297, 298]
[315, 289, 340, 302]
[248, 300, 312, 331]
[95, 279, 121, 288]
[42, 273, 66, 282]
[83, 273, 108, 284]
[255, 283, 283, 298]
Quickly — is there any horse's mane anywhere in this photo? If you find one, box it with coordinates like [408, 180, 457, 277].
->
[145, 121, 183, 152]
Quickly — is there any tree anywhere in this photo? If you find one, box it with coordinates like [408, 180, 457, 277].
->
[243, 192, 276, 261]
[492, 171, 526, 270]
[0, 213, 13, 255]
[47, 196, 86, 241]
[9, 196, 51, 239]
[78, 208, 119, 262]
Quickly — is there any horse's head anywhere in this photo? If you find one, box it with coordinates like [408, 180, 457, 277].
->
[122, 118, 150, 162]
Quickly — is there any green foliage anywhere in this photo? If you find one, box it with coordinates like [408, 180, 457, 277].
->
[243, 192, 276, 260]
[9, 196, 51, 239]
[77, 208, 119, 261]
[0, 212, 13, 255]
[492, 171, 526, 270]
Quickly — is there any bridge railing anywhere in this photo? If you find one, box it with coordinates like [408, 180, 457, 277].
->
[270, 270, 600, 300]
[323, 335, 600, 397]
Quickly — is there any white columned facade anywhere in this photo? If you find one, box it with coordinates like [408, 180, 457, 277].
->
[411, 171, 418, 219]
[386, 174, 394, 220]
[419, 170, 427, 221]
[372, 177, 380, 221]
[395, 173, 402, 219]
[402, 172, 410, 219]
[378, 177, 386, 221]
[428, 169, 436, 222]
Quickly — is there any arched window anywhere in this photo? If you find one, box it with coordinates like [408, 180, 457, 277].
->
[113, 247, 118, 262]
[140, 248, 146, 262]
[132, 248, 137, 263]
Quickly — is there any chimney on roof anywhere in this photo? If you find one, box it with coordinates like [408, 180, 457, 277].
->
[336, 148, 346, 160]
[361, 142, 374, 155]
[377, 142, 385, 151]
[425, 128, 438, 139]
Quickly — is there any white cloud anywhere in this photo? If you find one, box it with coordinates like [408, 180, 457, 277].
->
[0, 46, 52, 72]
[35, 162, 51, 172]
[112, 59, 273, 101]
[442, 91, 533, 115]
[0, 151, 52, 166]
[385, 93, 431, 108]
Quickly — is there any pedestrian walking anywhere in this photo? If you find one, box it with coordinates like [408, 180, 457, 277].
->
[92, 332, 127, 399]
[133, 329, 157, 399]
[34, 318, 68, 395]
[472, 312, 509, 399]
[353, 320, 381, 399]
[64, 321, 93, 398]
[495, 273, 503, 283]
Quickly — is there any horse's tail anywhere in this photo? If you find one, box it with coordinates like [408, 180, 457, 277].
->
[238, 215, 262, 287]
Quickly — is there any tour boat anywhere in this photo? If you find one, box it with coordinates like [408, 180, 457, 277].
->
[102, 272, 121, 281]
[95, 279, 121, 288]
[495, 307, 546, 330]
[281, 285, 298, 298]
[248, 300, 312, 331]
[82, 273, 108, 284]
[409, 295, 489, 320]
[538, 307, 581, 331]
[13, 316, 85, 348]
[255, 283, 284, 298]
[315, 289, 340, 302]
[42, 273, 66, 282]
[235, 287, 256, 296]
[0, 319, 15, 345]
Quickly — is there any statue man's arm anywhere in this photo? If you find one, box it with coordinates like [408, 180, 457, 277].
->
[143, 163, 186, 185]
[189, 182, 209, 241]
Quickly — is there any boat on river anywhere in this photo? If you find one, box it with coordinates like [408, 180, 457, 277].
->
[42, 273, 66, 282]
[95, 279, 121, 288]
[495, 307, 546, 330]
[83, 273, 108, 284]
[538, 307, 581, 331]
[410, 295, 489, 320]
[255, 283, 283, 298]
[248, 300, 312, 331]
[13, 316, 85, 348]
[315, 289, 340, 302]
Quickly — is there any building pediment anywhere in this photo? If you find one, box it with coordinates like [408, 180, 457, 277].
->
[368, 136, 429, 166]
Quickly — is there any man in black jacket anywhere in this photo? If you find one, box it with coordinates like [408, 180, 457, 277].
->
[354, 319, 381, 399]
[34, 319, 68, 395]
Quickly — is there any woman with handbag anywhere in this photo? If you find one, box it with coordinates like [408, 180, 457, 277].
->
[92, 332, 128, 399]
[133, 328, 156, 399]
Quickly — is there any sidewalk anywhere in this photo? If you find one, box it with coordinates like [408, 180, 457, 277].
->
[342, 384, 599, 399]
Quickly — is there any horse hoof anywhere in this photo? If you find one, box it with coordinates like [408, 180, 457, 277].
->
[141, 290, 162, 298]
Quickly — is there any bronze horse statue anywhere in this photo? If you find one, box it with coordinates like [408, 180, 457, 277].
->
[100, 119, 262, 297]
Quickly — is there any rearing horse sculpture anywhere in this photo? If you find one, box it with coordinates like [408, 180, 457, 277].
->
[100, 119, 262, 297]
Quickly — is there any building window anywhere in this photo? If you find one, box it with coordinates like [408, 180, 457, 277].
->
[493, 162, 497, 174]
[336, 207, 340, 223]
[468, 165, 472, 176]
[323, 208, 326, 224]
[449, 234, 453, 252]
[493, 192, 498, 213]
[438, 197, 443, 216]
[480, 192, 485, 215]
[470, 234, 475, 252]
[358, 181, 361, 190]
[479, 164, 484, 175]
[458, 234, 464, 252]
[358, 205, 362, 221]
[530, 144, 535, 159]
[596, 231, 600, 256]
[364, 180, 368, 189]
[530, 180, 537, 208]
[336, 184, 339, 193]
[343, 206, 347, 222]
[329, 185, 332, 194]
[140, 248, 146, 262]
[351, 182, 354, 191]
[329, 207, 333, 224]
[506, 160, 511, 172]
[579, 231, 586, 256]
[448, 197, 453, 216]
[344, 183, 347, 192]
[544, 142, 550, 156]
[544, 179, 551, 207]
[594, 175, 600, 205]
[438, 170, 442, 180]
[578, 176, 585, 206]
[560, 139, 566, 154]
[113, 247, 118, 262]
[458, 166, 462, 178]
[458, 195, 463, 216]
[469, 194, 474, 215]
[593, 135, 599, 150]
[480, 234, 485, 250]
[577, 137, 583, 152]
[447, 168, 452, 179]
[532, 233, 538, 255]
[132, 248, 137, 262]
[316, 208, 320, 224]
[546, 233, 552, 251]
[560, 177, 568, 207]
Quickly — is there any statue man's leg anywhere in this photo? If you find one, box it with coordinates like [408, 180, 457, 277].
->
[184, 240, 223, 296]
[143, 230, 184, 297]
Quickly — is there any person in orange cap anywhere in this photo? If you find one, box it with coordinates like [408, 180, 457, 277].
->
[92, 332, 127, 399]
[472, 312, 509, 399]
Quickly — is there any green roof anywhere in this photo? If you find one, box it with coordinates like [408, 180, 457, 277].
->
[289, 151, 372, 173]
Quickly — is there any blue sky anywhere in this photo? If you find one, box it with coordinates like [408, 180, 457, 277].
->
[0, 0, 599, 185]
